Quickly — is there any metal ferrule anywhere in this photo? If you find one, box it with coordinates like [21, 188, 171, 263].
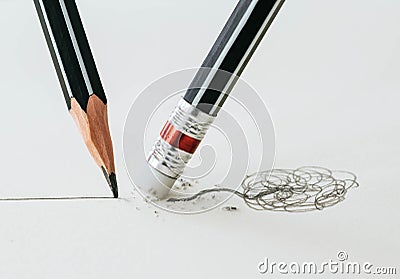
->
[147, 98, 215, 178]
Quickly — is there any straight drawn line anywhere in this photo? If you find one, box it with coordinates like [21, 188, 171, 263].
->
[0, 197, 116, 202]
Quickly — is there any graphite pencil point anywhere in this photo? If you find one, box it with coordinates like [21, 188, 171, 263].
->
[101, 167, 118, 198]
[109, 172, 118, 198]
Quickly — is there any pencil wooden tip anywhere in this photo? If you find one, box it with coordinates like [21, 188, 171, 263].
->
[70, 94, 118, 197]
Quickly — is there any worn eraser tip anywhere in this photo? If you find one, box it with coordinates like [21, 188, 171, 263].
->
[137, 164, 177, 200]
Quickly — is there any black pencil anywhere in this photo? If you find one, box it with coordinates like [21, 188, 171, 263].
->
[144, 0, 286, 199]
[185, 0, 285, 115]
[33, 0, 118, 197]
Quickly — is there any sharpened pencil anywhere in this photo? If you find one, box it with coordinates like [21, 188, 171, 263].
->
[33, 0, 118, 197]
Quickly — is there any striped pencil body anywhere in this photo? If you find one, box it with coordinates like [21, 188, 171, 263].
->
[145, 0, 285, 199]
[34, 0, 118, 197]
